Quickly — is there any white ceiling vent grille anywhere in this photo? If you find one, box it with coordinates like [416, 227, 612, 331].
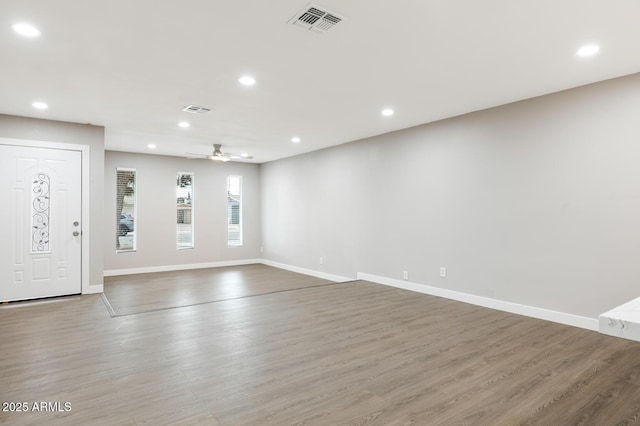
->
[182, 105, 212, 114]
[288, 3, 344, 34]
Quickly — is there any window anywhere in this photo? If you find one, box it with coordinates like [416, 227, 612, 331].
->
[227, 175, 242, 246]
[177, 172, 194, 249]
[116, 168, 136, 252]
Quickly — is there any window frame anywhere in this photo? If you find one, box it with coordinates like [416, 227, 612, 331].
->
[176, 171, 195, 250]
[227, 175, 243, 247]
[116, 167, 137, 253]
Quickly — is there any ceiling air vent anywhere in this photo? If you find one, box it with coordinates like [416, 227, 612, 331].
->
[288, 3, 344, 34]
[182, 105, 212, 114]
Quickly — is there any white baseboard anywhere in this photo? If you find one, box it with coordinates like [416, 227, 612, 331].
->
[83, 284, 104, 294]
[102, 261, 598, 331]
[261, 259, 353, 283]
[358, 272, 598, 331]
[104, 259, 262, 277]
[104, 258, 352, 283]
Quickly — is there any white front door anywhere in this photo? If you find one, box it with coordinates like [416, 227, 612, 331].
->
[0, 144, 82, 302]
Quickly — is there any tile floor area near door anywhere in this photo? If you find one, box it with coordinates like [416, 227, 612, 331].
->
[2, 265, 640, 425]
[102, 264, 338, 316]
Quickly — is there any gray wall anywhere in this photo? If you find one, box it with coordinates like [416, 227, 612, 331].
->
[104, 151, 261, 271]
[261, 73, 640, 319]
[0, 114, 105, 288]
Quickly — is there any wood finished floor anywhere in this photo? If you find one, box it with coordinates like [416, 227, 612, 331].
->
[2, 266, 640, 425]
[103, 264, 338, 316]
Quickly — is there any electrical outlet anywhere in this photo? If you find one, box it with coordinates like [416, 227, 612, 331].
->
[403, 271, 409, 280]
[320, 257, 324, 265]
[440, 267, 446, 278]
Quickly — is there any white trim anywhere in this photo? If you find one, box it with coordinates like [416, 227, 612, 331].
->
[598, 296, 640, 341]
[104, 259, 262, 277]
[105, 258, 354, 282]
[81, 146, 91, 295]
[357, 272, 598, 331]
[84, 284, 104, 294]
[0, 137, 92, 296]
[261, 259, 353, 283]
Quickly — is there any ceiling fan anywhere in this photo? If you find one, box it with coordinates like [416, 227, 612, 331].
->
[186, 144, 252, 162]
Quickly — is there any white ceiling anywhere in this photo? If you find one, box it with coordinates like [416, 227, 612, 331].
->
[2, 1, 640, 163]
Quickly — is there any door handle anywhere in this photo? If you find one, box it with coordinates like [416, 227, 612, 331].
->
[73, 231, 80, 237]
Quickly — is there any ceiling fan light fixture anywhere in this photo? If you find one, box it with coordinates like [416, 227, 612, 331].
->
[187, 143, 247, 162]
[210, 144, 229, 161]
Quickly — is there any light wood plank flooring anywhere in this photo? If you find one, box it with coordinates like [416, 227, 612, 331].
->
[2, 267, 640, 425]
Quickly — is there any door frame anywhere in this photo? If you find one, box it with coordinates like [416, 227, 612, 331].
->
[0, 137, 91, 295]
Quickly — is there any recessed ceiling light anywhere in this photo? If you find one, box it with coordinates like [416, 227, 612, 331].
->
[577, 44, 600, 57]
[381, 108, 394, 117]
[147, 144, 157, 149]
[32, 101, 48, 110]
[178, 121, 190, 128]
[241, 153, 249, 158]
[291, 137, 301, 143]
[239, 75, 256, 86]
[12, 23, 40, 37]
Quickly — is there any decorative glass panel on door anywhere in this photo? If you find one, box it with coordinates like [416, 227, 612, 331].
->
[31, 173, 51, 253]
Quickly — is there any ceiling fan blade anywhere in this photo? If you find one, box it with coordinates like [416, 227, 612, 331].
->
[185, 152, 211, 160]
[226, 152, 253, 160]
[186, 146, 251, 161]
